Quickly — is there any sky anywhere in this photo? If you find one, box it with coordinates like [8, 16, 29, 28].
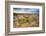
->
[13, 8, 39, 13]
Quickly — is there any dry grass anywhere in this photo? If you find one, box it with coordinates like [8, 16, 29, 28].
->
[13, 13, 39, 28]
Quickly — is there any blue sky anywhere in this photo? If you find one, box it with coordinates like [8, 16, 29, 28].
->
[13, 8, 39, 13]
